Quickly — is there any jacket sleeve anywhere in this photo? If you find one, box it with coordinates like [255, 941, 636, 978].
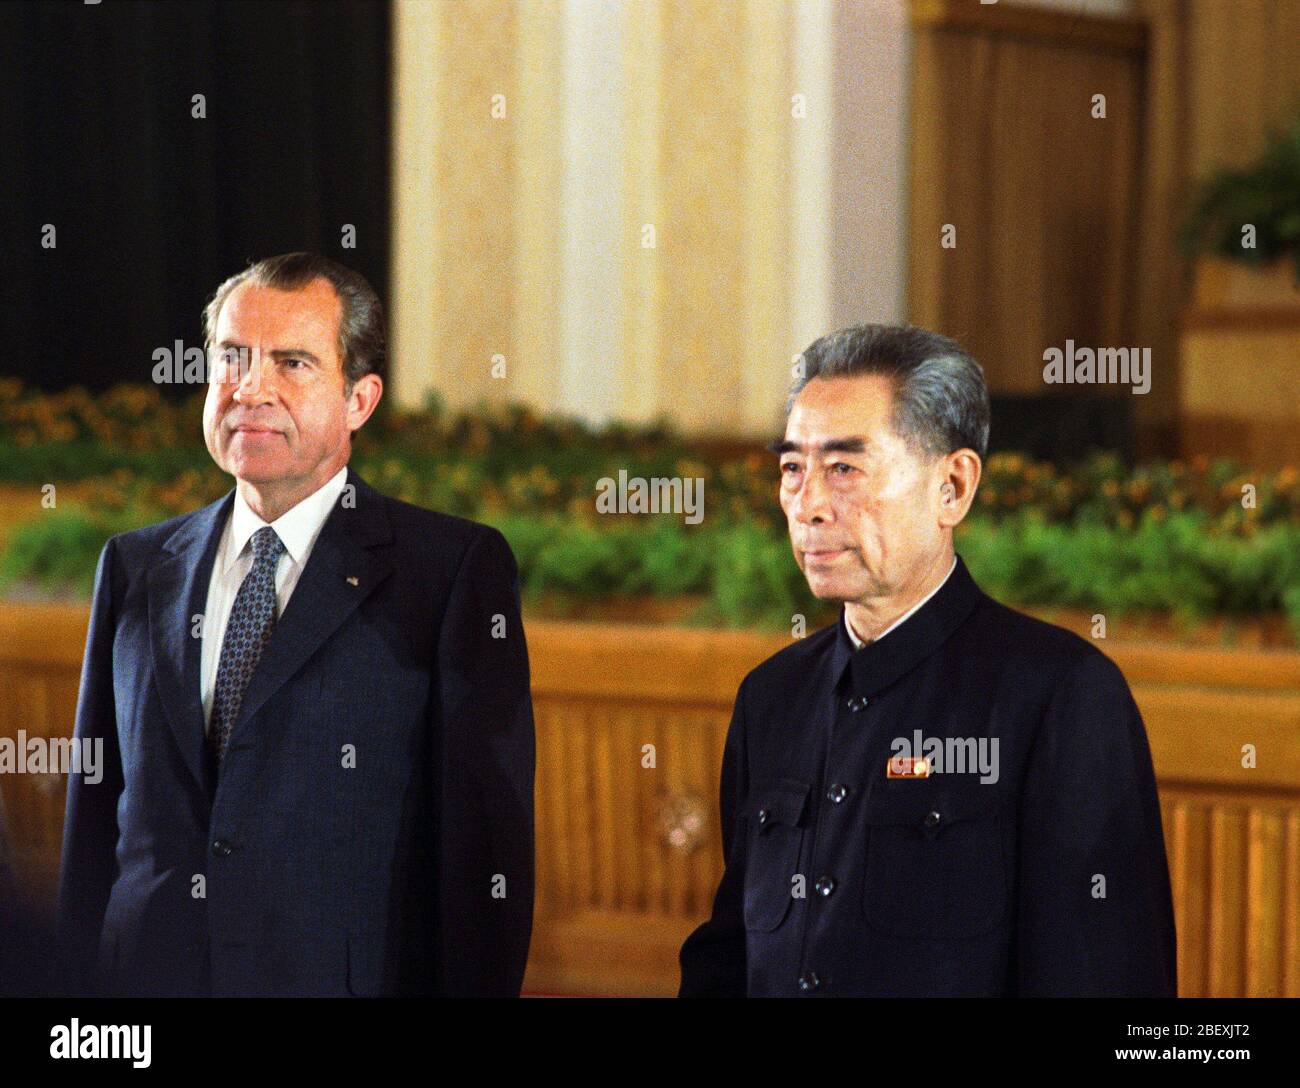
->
[678, 675, 750, 997]
[1015, 651, 1178, 996]
[434, 527, 536, 996]
[55, 537, 125, 996]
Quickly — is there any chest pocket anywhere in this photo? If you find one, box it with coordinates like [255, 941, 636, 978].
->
[743, 779, 811, 933]
[861, 784, 1008, 939]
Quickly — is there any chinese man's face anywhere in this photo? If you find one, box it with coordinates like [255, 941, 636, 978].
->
[778, 374, 949, 605]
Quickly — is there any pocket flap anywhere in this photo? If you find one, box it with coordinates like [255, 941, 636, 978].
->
[864, 783, 1000, 828]
[752, 778, 811, 831]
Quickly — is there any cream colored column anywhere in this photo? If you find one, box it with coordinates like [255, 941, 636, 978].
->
[512, 1, 565, 413]
[387, 0, 914, 436]
[620, 0, 664, 426]
[740, 0, 794, 436]
[388, 0, 520, 413]
[789, 0, 834, 358]
[558, 0, 626, 424]
[388, 0, 445, 410]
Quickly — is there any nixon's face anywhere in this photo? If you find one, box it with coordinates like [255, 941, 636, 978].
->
[778, 374, 944, 603]
[203, 277, 354, 487]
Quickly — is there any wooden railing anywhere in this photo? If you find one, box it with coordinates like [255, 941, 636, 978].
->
[1, 603, 1297, 996]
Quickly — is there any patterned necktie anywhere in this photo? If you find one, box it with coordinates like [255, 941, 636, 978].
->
[208, 525, 285, 766]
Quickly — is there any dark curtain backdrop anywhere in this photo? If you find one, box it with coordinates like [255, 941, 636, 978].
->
[0, 0, 390, 394]
[988, 395, 1135, 465]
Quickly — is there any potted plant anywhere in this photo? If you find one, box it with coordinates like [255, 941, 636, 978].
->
[1178, 114, 1300, 307]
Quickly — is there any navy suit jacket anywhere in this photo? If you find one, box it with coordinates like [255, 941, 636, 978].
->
[679, 554, 1177, 997]
[56, 467, 535, 997]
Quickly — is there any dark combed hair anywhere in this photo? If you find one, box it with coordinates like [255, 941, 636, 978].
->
[788, 323, 990, 461]
[202, 252, 386, 391]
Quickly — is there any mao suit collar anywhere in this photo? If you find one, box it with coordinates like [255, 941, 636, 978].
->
[828, 553, 983, 697]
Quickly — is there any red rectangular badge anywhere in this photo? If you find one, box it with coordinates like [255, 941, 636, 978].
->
[886, 755, 931, 778]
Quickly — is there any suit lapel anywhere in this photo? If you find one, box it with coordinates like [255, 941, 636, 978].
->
[222, 466, 394, 750]
[148, 490, 235, 796]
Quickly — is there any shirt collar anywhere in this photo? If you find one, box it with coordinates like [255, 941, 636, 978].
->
[843, 554, 957, 649]
[829, 553, 982, 697]
[223, 465, 350, 576]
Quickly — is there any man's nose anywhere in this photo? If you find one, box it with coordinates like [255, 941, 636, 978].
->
[793, 468, 832, 524]
[232, 352, 274, 404]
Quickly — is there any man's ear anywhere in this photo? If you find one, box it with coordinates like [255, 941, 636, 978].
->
[346, 373, 384, 433]
[937, 450, 981, 528]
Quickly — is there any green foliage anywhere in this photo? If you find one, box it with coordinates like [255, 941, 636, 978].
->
[0, 500, 166, 596]
[1177, 113, 1300, 279]
[488, 514, 714, 601]
[0, 439, 214, 484]
[0, 508, 105, 595]
[1, 381, 1297, 634]
[621, 519, 714, 597]
[4, 497, 1298, 634]
[956, 510, 1300, 628]
[702, 521, 824, 629]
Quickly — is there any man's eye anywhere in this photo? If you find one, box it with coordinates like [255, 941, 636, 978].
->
[830, 462, 857, 475]
[217, 352, 246, 381]
[281, 357, 306, 369]
[781, 462, 801, 475]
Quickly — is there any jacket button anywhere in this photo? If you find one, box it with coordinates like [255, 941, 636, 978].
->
[814, 877, 837, 897]
[757, 808, 769, 825]
[827, 783, 849, 804]
[845, 696, 868, 712]
[798, 971, 821, 992]
[211, 839, 233, 856]
[923, 810, 942, 828]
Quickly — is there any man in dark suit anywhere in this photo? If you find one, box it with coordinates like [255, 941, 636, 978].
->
[679, 324, 1176, 997]
[57, 253, 535, 997]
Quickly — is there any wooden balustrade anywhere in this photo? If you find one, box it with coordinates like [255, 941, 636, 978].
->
[1, 602, 1296, 996]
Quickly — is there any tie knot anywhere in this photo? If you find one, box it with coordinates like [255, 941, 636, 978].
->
[250, 526, 285, 565]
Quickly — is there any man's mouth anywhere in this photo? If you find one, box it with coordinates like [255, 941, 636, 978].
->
[803, 546, 851, 560]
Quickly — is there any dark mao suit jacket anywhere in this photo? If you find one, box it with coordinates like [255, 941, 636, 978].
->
[679, 555, 1177, 997]
[57, 467, 535, 996]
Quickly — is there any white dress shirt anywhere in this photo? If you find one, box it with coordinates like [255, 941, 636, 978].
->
[200, 465, 349, 733]
[844, 555, 958, 649]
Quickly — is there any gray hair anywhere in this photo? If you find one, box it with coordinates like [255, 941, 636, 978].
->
[203, 252, 386, 392]
[788, 324, 989, 461]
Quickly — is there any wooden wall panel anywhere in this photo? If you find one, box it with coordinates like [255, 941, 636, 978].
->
[389, 0, 523, 411]
[1177, 259, 1300, 469]
[1, 603, 1296, 996]
[1183, 0, 1300, 178]
[1162, 795, 1298, 998]
[907, 0, 1149, 399]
